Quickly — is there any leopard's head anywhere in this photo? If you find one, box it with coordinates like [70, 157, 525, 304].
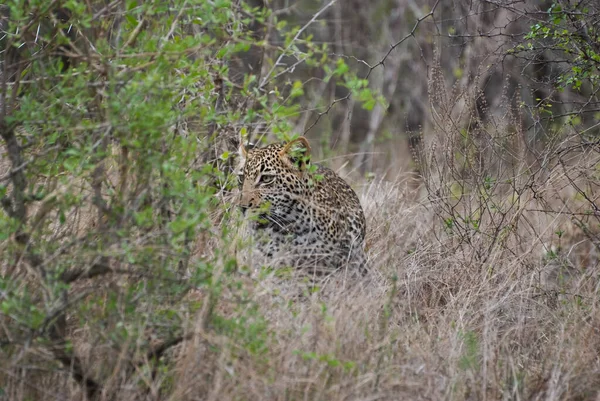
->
[237, 137, 312, 217]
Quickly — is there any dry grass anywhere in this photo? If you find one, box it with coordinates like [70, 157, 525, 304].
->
[156, 170, 600, 401]
[3, 104, 600, 401]
[4, 0, 600, 398]
[4, 128, 600, 401]
[3, 160, 600, 400]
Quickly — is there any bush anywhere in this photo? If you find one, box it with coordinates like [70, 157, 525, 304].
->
[2, 1, 600, 400]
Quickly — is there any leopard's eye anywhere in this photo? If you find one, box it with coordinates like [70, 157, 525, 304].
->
[258, 174, 275, 185]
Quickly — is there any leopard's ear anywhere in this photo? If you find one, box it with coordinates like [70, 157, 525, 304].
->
[238, 137, 256, 164]
[238, 141, 247, 159]
[280, 136, 311, 171]
[237, 137, 253, 179]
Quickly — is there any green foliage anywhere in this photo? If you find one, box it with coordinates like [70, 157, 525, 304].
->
[294, 349, 357, 372]
[458, 330, 480, 372]
[323, 58, 385, 111]
[0, 0, 382, 397]
[524, 2, 599, 92]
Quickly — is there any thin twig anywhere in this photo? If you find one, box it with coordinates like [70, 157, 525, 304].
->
[259, 0, 338, 89]
[303, 0, 441, 136]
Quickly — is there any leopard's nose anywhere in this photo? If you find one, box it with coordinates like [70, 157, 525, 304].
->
[240, 205, 248, 215]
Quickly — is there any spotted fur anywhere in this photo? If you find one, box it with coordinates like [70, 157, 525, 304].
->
[237, 137, 367, 274]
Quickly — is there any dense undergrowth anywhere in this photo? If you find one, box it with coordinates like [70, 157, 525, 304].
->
[2, 1, 600, 400]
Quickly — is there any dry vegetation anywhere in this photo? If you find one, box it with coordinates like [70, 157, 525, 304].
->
[2, 0, 600, 400]
[7, 105, 600, 400]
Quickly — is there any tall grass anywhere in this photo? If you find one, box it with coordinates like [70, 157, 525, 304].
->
[2, 2, 600, 399]
[4, 157, 599, 400]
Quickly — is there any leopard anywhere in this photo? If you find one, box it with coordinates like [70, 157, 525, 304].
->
[236, 136, 368, 275]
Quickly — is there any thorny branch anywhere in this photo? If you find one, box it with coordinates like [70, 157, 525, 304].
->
[302, 0, 441, 136]
[259, 0, 338, 89]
